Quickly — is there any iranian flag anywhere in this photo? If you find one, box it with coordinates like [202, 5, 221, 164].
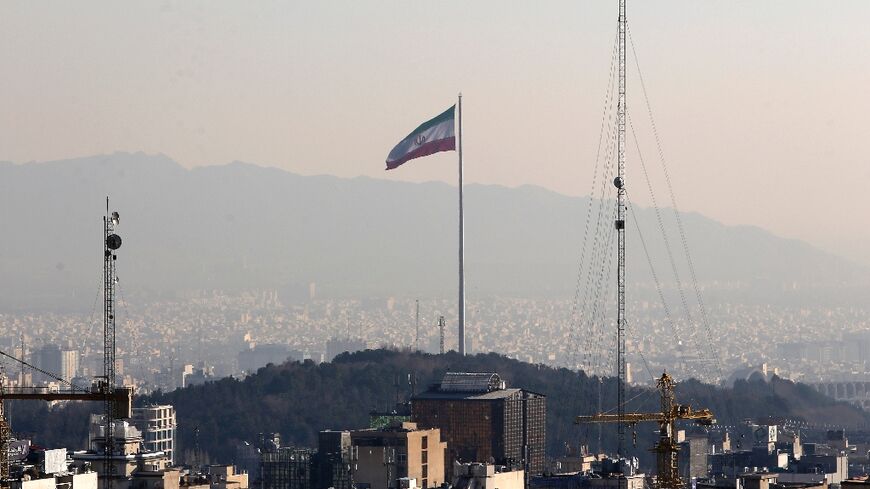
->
[385, 105, 456, 170]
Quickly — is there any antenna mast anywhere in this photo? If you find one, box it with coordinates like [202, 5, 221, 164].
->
[438, 316, 445, 355]
[615, 0, 628, 460]
[415, 299, 420, 351]
[103, 198, 122, 489]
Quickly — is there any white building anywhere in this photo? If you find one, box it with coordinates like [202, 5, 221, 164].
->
[132, 405, 177, 465]
[453, 463, 525, 489]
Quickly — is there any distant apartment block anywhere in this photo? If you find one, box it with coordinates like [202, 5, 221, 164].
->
[325, 338, 366, 362]
[34, 344, 79, 383]
[132, 405, 178, 465]
[238, 344, 297, 374]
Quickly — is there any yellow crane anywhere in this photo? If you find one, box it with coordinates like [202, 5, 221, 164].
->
[575, 372, 715, 489]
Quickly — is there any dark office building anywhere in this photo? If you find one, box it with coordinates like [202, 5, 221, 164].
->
[313, 431, 353, 489]
[411, 372, 546, 476]
[261, 447, 313, 489]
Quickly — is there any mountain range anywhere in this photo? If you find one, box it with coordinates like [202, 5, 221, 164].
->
[0, 152, 865, 311]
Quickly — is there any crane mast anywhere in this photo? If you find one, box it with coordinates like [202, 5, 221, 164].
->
[576, 372, 715, 489]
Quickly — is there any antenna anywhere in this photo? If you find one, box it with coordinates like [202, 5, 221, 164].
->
[438, 316, 445, 355]
[615, 0, 628, 459]
[19, 334, 25, 387]
[0, 366, 9, 485]
[103, 197, 122, 489]
[415, 299, 420, 351]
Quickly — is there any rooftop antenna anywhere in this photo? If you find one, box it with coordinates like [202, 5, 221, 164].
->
[438, 316, 445, 355]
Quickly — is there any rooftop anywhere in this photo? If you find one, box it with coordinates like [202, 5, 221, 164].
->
[439, 372, 505, 393]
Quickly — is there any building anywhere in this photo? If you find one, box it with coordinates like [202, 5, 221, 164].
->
[532, 458, 645, 489]
[183, 364, 214, 387]
[411, 372, 546, 476]
[260, 447, 313, 489]
[312, 431, 352, 489]
[794, 453, 848, 486]
[679, 433, 711, 480]
[71, 416, 172, 489]
[33, 344, 79, 383]
[325, 338, 366, 362]
[132, 405, 178, 465]
[453, 462, 524, 489]
[200, 465, 249, 489]
[350, 422, 446, 489]
[238, 344, 295, 374]
[740, 473, 828, 489]
[9, 468, 98, 489]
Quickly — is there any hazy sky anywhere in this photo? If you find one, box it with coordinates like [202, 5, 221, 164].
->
[2, 1, 869, 266]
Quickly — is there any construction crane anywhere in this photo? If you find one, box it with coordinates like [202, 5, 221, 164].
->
[575, 372, 715, 489]
[0, 201, 132, 487]
[0, 353, 133, 485]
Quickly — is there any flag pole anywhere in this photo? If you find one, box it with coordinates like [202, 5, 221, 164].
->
[457, 93, 466, 356]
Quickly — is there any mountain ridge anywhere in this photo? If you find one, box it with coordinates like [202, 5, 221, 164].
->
[0, 152, 865, 311]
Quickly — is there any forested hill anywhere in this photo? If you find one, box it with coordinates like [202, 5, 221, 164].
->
[10, 349, 869, 467]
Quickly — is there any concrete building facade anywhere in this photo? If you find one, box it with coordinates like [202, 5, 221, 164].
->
[350, 422, 446, 489]
[132, 405, 177, 466]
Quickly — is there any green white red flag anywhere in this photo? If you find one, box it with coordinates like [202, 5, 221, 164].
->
[385, 105, 456, 170]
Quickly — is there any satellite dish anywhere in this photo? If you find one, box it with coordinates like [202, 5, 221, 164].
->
[106, 234, 122, 250]
[111, 211, 120, 226]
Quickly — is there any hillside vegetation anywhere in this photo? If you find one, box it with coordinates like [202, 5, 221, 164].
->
[9, 349, 868, 468]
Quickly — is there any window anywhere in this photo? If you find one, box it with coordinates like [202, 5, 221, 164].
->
[422, 466, 428, 478]
[421, 451, 427, 464]
[422, 480, 427, 489]
[421, 436, 428, 449]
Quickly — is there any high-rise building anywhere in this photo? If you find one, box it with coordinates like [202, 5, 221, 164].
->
[33, 344, 79, 383]
[60, 349, 79, 383]
[313, 431, 352, 489]
[411, 372, 546, 477]
[131, 404, 177, 465]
